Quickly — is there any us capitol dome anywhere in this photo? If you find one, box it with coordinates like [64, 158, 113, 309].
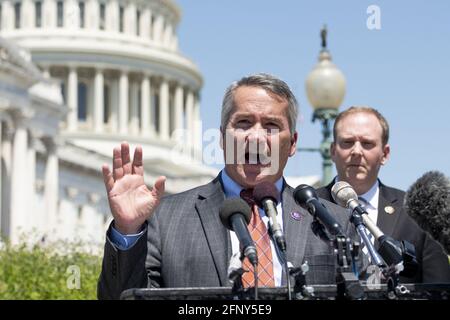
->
[0, 0, 218, 246]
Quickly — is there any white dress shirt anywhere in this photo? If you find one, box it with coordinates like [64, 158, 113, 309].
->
[358, 180, 380, 227]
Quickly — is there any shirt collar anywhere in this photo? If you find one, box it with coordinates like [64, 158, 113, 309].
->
[359, 180, 379, 210]
[221, 168, 284, 198]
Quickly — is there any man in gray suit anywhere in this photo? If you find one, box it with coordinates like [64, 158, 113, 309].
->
[97, 73, 360, 300]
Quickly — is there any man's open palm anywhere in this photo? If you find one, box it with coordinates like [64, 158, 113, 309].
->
[102, 142, 165, 234]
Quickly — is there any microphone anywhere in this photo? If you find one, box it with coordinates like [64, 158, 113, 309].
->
[219, 198, 258, 267]
[331, 181, 384, 240]
[331, 181, 385, 267]
[405, 171, 450, 254]
[254, 182, 292, 300]
[293, 184, 346, 237]
[331, 181, 416, 271]
[253, 181, 286, 252]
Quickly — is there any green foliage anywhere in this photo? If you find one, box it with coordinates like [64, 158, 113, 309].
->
[0, 238, 102, 300]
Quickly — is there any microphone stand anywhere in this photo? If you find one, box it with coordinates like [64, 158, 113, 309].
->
[377, 237, 418, 299]
[334, 233, 365, 300]
[350, 210, 386, 268]
[227, 251, 259, 300]
[348, 210, 406, 297]
[308, 217, 364, 300]
[227, 252, 245, 294]
[350, 213, 419, 299]
[284, 259, 292, 300]
[289, 261, 314, 299]
[269, 227, 292, 300]
[349, 210, 404, 298]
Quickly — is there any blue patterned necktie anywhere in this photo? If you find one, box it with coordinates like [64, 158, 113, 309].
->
[359, 197, 374, 259]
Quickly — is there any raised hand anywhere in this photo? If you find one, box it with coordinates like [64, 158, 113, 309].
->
[102, 142, 166, 234]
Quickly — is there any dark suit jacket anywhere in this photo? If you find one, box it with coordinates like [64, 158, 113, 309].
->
[98, 175, 362, 300]
[317, 180, 450, 284]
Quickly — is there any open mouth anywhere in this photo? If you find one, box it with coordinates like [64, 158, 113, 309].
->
[244, 152, 270, 165]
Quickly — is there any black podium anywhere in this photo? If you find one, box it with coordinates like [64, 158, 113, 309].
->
[120, 283, 450, 300]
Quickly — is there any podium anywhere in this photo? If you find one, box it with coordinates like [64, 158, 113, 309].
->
[120, 283, 450, 300]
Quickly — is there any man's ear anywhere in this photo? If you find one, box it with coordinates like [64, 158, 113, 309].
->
[381, 143, 390, 165]
[220, 126, 224, 150]
[330, 142, 337, 163]
[289, 132, 298, 157]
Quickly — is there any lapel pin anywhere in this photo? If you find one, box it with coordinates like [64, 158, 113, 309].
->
[385, 206, 395, 215]
[291, 211, 304, 221]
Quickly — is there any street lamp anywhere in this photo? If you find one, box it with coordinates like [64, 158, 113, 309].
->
[301, 25, 346, 186]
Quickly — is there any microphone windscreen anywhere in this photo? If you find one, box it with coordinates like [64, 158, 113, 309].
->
[331, 181, 358, 207]
[404, 171, 450, 253]
[253, 181, 280, 207]
[293, 184, 318, 207]
[219, 198, 252, 230]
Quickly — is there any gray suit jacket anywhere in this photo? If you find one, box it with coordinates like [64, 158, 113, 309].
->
[98, 175, 360, 300]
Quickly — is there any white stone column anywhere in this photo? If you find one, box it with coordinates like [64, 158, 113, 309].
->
[86, 78, 94, 127]
[109, 78, 119, 132]
[43, 138, 59, 238]
[43, 0, 56, 28]
[42, 66, 50, 79]
[194, 94, 203, 160]
[79, 203, 96, 242]
[185, 90, 194, 147]
[163, 22, 173, 48]
[119, 71, 129, 134]
[78, 205, 89, 241]
[171, 35, 178, 51]
[153, 13, 164, 44]
[106, 0, 119, 31]
[148, 10, 153, 40]
[1, 124, 12, 238]
[86, 0, 99, 29]
[0, 121, 2, 233]
[159, 79, 169, 140]
[129, 81, 139, 135]
[67, 66, 78, 131]
[174, 84, 184, 135]
[9, 117, 28, 244]
[140, 8, 150, 39]
[94, 69, 104, 133]
[1, 0, 14, 30]
[64, 0, 79, 29]
[124, 2, 136, 35]
[27, 136, 36, 233]
[140, 75, 151, 135]
[58, 198, 77, 241]
[86, 193, 102, 244]
[21, 0, 35, 29]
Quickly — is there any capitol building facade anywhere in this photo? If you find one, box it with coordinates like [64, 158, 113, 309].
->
[0, 0, 218, 246]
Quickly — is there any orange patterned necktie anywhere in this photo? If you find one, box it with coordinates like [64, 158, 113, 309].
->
[240, 189, 275, 287]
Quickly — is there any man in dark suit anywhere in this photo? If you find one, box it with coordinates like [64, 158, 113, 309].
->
[316, 106, 450, 284]
[97, 74, 362, 300]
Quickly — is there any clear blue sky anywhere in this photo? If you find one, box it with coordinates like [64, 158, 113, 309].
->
[176, 0, 450, 191]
